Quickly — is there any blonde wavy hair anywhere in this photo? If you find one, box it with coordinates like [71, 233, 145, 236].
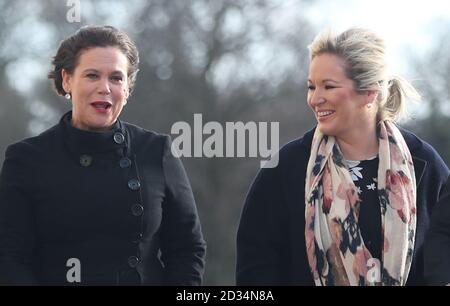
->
[308, 28, 420, 122]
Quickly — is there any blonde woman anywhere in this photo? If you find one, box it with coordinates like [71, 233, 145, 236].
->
[237, 28, 449, 286]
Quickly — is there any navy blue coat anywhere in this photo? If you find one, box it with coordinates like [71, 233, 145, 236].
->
[0, 112, 206, 285]
[425, 171, 450, 285]
[237, 126, 449, 285]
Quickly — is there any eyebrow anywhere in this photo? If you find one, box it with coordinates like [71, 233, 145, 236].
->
[307, 78, 340, 83]
[82, 69, 125, 75]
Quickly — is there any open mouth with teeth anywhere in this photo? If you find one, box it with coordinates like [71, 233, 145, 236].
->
[91, 101, 112, 113]
[317, 110, 335, 119]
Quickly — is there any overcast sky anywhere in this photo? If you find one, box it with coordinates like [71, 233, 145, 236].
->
[5, 0, 450, 100]
[303, 0, 450, 77]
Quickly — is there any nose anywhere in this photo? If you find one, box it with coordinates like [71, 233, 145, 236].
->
[97, 77, 111, 95]
[308, 89, 325, 108]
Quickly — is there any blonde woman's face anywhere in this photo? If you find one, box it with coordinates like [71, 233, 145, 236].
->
[62, 47, 130, 132]
[307, 53, 373, 139]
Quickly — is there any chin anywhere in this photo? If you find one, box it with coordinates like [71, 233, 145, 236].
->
[317, 123, 336, 137]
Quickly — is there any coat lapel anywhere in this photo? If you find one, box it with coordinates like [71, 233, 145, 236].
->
[412, 156, 427, 187]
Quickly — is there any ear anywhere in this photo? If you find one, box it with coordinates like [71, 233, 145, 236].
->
[366, 89, 379, 105]
[61, 69, 72, 94]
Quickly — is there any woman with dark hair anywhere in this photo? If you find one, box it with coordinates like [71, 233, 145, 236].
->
[0, 25, 206, 285]
[236, 28, 449, 286]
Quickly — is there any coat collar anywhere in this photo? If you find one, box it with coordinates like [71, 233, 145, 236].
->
[299, 125, 427, 186]
[60, 111, 127, 155]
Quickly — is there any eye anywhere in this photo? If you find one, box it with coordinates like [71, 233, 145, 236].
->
[325, 85, 336, 90]
[111, 75, 124, 82]
[308, 85, 315, 91]
[86, 73, 98, 79]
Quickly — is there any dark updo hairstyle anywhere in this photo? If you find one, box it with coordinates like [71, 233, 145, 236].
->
[48, 25, 139, 96]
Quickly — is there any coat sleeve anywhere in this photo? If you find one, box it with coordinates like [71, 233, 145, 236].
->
[0, 143, 38, 285]
[236, 155, 289, 285]
[425, 175, 450, 285]
[159, 136, 206, 285]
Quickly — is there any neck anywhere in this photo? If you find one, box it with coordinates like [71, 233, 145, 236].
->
[335, 123, 379, 161]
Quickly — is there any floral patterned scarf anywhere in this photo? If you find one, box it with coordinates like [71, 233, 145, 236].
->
[305, 121, 416, 286]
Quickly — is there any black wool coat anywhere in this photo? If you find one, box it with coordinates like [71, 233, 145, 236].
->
[0, 111, 206, 285]
[237, 126, 449, 286]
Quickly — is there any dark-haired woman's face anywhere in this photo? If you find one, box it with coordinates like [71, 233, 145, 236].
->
[62, 47, 129, 132]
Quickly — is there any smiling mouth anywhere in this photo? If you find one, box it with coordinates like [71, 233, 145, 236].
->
[317, 110, 335, 118]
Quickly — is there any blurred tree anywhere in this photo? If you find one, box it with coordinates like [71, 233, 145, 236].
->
[121, 0, 316, 284]
[0, 61, 31, 159]
[0, 0, 32, 162]
[1, 0, 316, 284]
[405, 25, 450, 166]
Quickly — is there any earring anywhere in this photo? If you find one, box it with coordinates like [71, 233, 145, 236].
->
[65, 93, 71, 100]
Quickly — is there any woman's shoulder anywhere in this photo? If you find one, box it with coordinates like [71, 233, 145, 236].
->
[399, 127, 450, 178]
[276, 126, 315, 168]
[1, 124, 61, 179]
[122, 121, 170, 153]
[123, 121, 166, 138]
[399, 127, 446, 163]
[252, 126, 315, 184]
[4, 124, 60, 158]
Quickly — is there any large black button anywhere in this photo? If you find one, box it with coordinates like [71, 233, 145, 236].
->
[119, 157, 131, 168]
[113, 132, 125, 144]
[131, 204, 144, 216]
[128, 179, 141, 190]
[128, 256, 139, 268]
[80, 154, 93, 167]
[132, 232, 143, 243]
